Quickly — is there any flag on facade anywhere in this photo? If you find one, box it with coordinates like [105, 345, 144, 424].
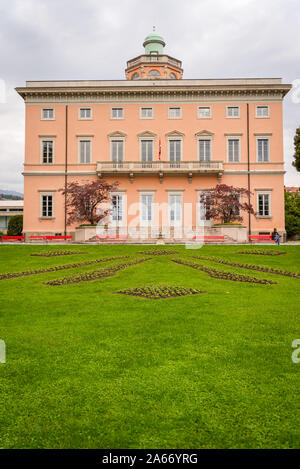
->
[158, 139, 161, 160]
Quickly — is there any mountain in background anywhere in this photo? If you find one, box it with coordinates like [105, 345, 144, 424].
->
[0, 189, 23, 200]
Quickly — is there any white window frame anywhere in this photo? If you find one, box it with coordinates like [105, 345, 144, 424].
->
[197, 136, 213, 161]
[226, 106, 240, 118]
[111, 107, 124, 119]
[168, 192, 183, 227]
[257, 191, 272, 217]
[198, 106, 212, 119]
[40, 192, 54, 219]
[78, 107, 92, 120]
[197, 191, 212, 227]
[227, 136, 241, 163]
[168, 137, 182, 163]
[40, 138, 55, 164]
[139, 138, 154, 163]
[110, 137, 125, 163]
[140, 192, 154, 227]
[41, 108, 55, 120]
[256, 136, 270, 162]
[140, 107, 153, 119]
[168, 106, 182, 119]
[78, 137, 92, 164]
[110, 192, 126, 227]
[256, 105, 269, 118]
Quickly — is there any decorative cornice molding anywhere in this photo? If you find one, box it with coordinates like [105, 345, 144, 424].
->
[137, 130, 157, 138]
[165, 130, 185, 137]
[16, 82, 292, 104]
[195, 130, 214, 137]
[107, 131, 127, 138]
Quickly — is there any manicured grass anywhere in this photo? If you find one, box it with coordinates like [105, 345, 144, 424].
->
[0, 244, 299, 449]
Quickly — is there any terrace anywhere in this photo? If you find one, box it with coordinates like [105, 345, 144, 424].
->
[96, 160, 224, 182]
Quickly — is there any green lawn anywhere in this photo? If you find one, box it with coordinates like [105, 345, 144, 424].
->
[0, 244, 299, 449]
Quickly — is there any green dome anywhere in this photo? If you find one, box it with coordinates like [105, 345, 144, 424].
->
[144, 32, 165, 43]
[143, 30, 165, 55]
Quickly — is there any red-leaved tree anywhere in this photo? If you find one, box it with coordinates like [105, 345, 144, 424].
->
[59, 179, 119, 225]
[199, 184, 255, 223]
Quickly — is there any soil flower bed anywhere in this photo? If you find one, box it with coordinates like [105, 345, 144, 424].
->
[190, 255, 300, 279]
[0, 256, 129, 281]
[116, 285, 206, 299]
[171, 258, 277, 285]
[44, 258, 151, 286]
[30, 251, 87, 257]
[137, 250, 179, 256]
[236, 250, 286, 256]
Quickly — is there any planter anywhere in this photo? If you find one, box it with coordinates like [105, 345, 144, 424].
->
[75, 225, 97, 242]
[206, 224, 248, 243]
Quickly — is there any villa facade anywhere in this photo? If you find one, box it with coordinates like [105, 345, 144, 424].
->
[16, 32, 291, 241]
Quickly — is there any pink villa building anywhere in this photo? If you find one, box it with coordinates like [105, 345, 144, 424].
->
[16, 32, 292, 242]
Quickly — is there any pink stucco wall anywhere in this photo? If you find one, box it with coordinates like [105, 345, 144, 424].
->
[23, 100, 286, 236]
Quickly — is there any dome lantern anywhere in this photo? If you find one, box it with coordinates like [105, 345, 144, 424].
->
[143, 27, 166, 55]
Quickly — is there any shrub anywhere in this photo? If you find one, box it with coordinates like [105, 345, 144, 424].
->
[7, 215, 23, 236]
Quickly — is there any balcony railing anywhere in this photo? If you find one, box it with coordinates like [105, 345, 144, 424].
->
[97, 160, 223, 173]
[127, 55, 182, 69]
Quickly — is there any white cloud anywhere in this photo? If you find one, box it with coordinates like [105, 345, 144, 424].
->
[0, 0, 299, 191]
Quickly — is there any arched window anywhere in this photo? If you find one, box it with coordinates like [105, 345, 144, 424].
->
[148, 69, 161, 77]
[169, 73, 177, 79]
[131, 72, 139, 80]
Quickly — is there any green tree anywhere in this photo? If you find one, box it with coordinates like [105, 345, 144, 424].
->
[285, 191, 300, 238]
[7, 215, 23, 236]
[293, 127, 300, 172]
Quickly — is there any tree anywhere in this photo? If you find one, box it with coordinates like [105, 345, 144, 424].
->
[199, 184, 255, 224]
[293, 127, 300, 172]
[285, 190, 300, 238]
[7, 215, 23, 235]
[59, 179, 119, 226]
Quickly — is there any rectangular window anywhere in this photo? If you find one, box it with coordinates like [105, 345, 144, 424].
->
[169, 140, 181, 163]
[79, 139, 91, 164]
[257, 138, 269, 162]
[199, 192, 211, 222]
[258, 193, 270, 216]
[227, 138, 240, 162]
[198, 106, 211, 118]
[111, 140, 124, 162]
[199, 139, 211, 161]
[112, 195, 123, 222]
[79, 107, 92, 119]
[41, 194, 53, 218]
[111, 108, 124, 119]
[226, 106, 240, 118]
[141, 194, 153, 225]
[256, 106, 269, 118]
[141, 140, 153, 162]
[169, 194, 182, 226]
[140, 107, 153, 119]
[168, 107, 181, 119]
[42, 140, 54, 164]
[42, 108, 54, 120]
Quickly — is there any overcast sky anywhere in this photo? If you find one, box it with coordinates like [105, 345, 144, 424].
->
[0, 0, 299, 193]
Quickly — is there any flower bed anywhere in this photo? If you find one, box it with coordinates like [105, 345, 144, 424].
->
[44, 258, 151, 286]
[116, 285, 206, 299]
[236, 250, 286, 256]
[137, 250, 179, 256]
[0, 256, 129, 281]
[31, 251, 87, 257]
[190, 255, 300, 279]
[171, 258, 277, 285]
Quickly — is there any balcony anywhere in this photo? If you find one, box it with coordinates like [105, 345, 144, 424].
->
[96, 160, 223, 183]
[127, 55, 182, 69]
